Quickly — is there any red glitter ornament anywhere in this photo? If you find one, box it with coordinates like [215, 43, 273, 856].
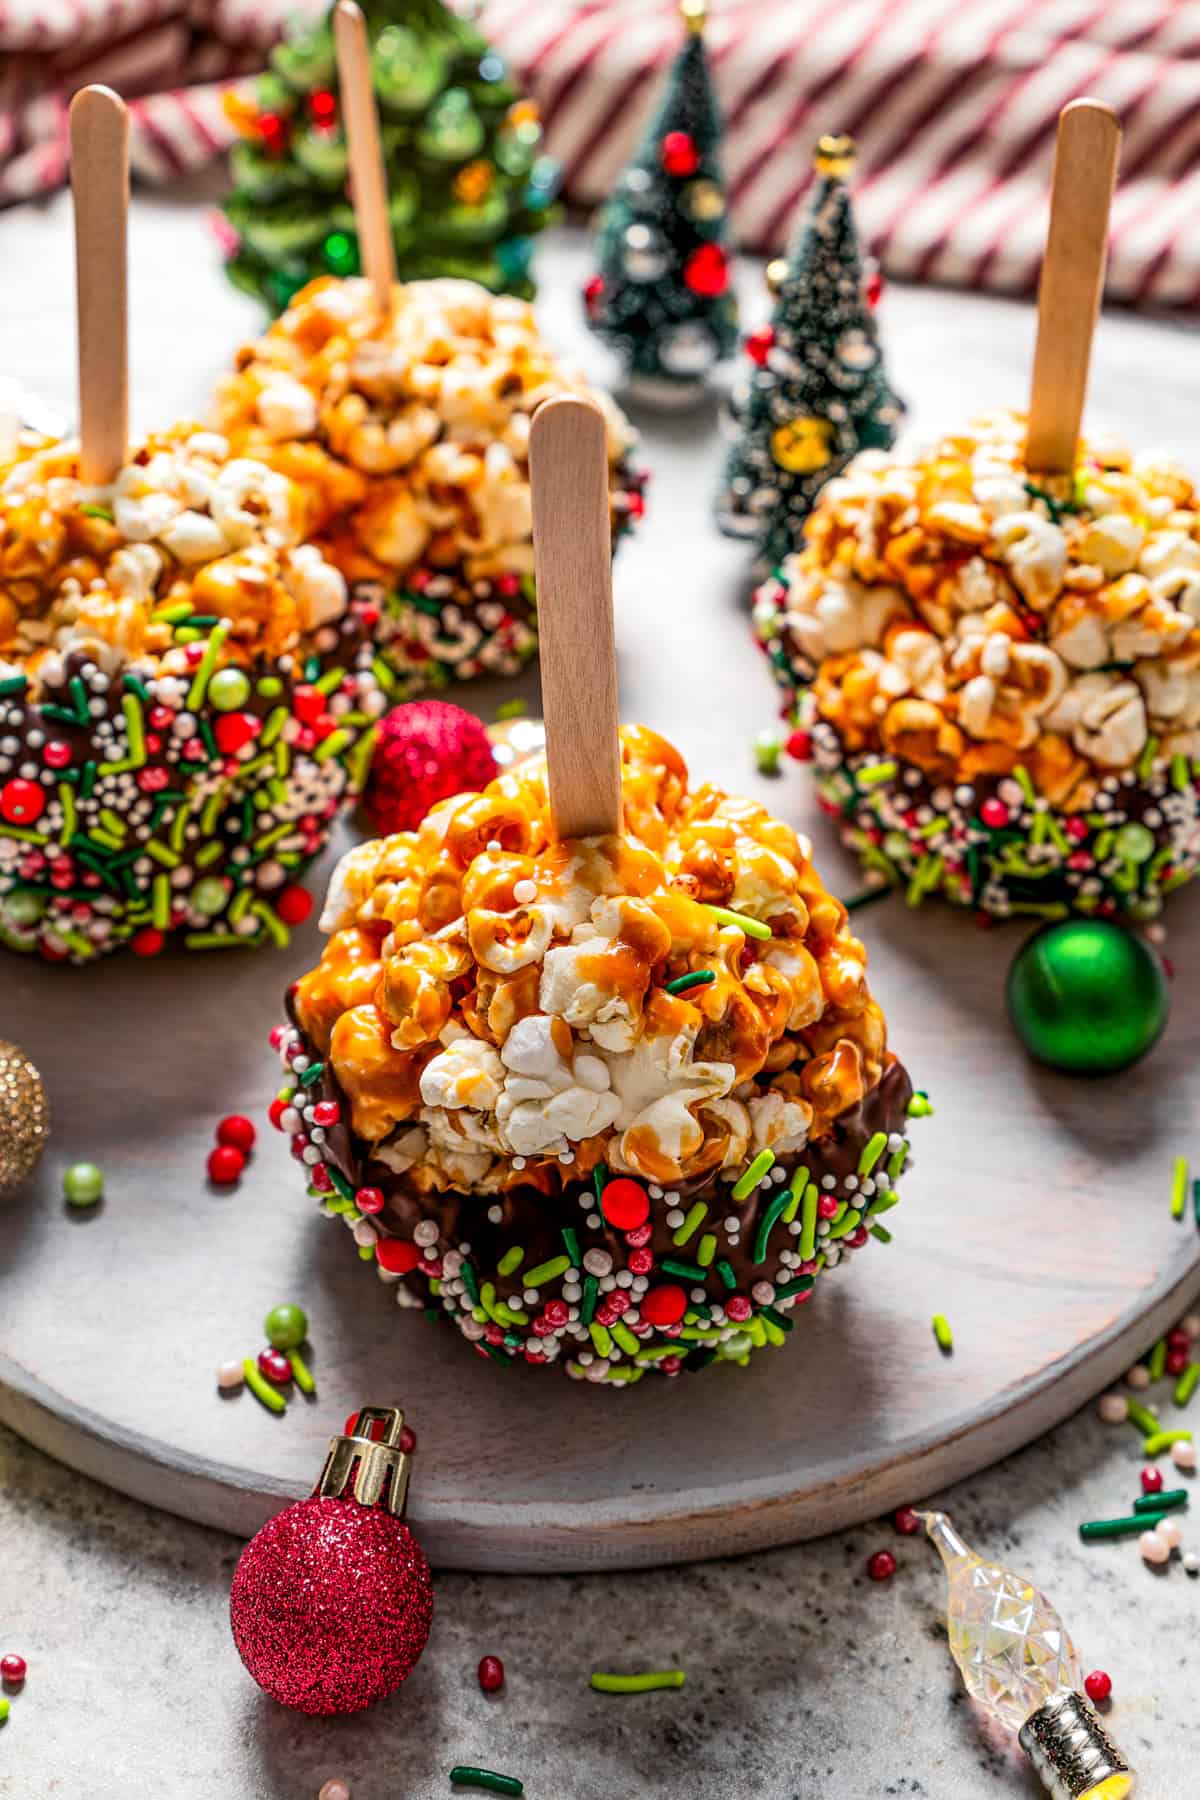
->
[660, 130, 699, 176]
[230, 1407, 432, 1715]
[1084, 1669, 1112, 1705]
[364, 701, 497, 837]
[745, 325, 774, 367]
[683, 243, 729, 297]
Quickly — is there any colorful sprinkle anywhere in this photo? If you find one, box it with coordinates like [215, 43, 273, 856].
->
[449, 1768, 523, 1796]
[590, 1670, 686, 1694]
[931, 1314, 953, 1354]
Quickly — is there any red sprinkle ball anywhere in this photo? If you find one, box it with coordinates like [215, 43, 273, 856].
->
[208, 1144, 246, 1187]
[258, 1347, 293, 1384]
[1141, 1465, 1164, 1495]
[478, 1654, 505, 1693]
[598, 1177, 650, 1231]
[1, 1655, 26, 1685]
[893, 1506, 921, 1536]
[867, 1549, 897, 1582]
[364, 702, 497, 837]
[217, 1114, 256, 1154]
[1084, 1669, 1112, 1705]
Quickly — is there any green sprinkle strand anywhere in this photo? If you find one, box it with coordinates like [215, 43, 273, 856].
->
[1125, 1398, 1160, 1436]
[906, 1091, 934, 1118]
[524, 1255, 570, 1287]
[672, 1201, 708, 1246]
[561, 1225, 581, 1267]
[857, 1131, 888, 1177]
[660, 1257, 706, 1283]
[856, 759, 898, 789]
[151, 872, 170, 930]
[732, 1149, 775, 1202]
[1148, 1338, 1168, 1383]
[702, 904, 772, 941]
[827, 1207, 862, 1242]
[185, 621, 229, 710]
[1143, 1429, 1193, 1456]
[842, 884, 894, 914]
[496, 697, 527, 719]
[592, 1163, 608, 1200]
[299, 1061, 325, 1087]
[590, 1670, 686, 1694]
[664, 969, 716, 997]
[1175, 1363, 1200, 1408]
[1080, 1512, 1168, 1541]
[753, 1188, 790, 1265]
[581, 1275, 599, 1324]
[696, 1232, 717, 1267]
[1171, 1157, 1189, 1220]
[243, 1358, 286, 1415]
[931, 1314, 953, 1354]
[799, 1181, 819, 1262]
[497, 1246, 524, 1278]
[450, 1770, 523, 1796]
[589, 1322, 613, 1358]
[1133, 1488, 1188, 1515]
[715, 1259, 738, 1291]
[287, 1348, 316, 1395]
[870, 1224, 893, 1244]
[611, 1322, 640, 1357]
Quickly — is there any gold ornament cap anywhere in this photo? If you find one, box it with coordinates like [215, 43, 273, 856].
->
[1018, 1691, 1136, 1800]
[681, 0, 707, 35]
[0, 1039, 50, 1192]
[815, 133, 857, 179]
[314, 1406, 413, 1517]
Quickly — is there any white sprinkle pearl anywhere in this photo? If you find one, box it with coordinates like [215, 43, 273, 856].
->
[1184, 1315, 1200, 1340]
[1172, 1440, 1197, 1472]
[583, 1250, 613, 1277]
[1126, 1365, 1152, 1389]
[1158, 1518, 1183, 1551]
[1184, 1552, 1200, 1575]
[352, 1221, 377, 1247]
[487, 1205, 503, 1223]
[413, 1220, 439, 1246]
[513, 879, 537, 904]
[1097, 1393, 1129, 1424]
[751, 1281, 775, 1305]
[1140, 1530, 1171, 1565]
[216, 1360, 245, 1390]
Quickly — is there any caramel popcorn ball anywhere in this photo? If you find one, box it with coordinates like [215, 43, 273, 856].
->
[755, 411, 1200, 921]
[215, 277, 646, 691]
[275, 726, 919, 1384]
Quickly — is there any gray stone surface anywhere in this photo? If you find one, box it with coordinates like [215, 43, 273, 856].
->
[0, 1398, 1196, 1800]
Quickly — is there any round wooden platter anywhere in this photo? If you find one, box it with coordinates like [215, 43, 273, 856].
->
[2, 236, 1200, 1569]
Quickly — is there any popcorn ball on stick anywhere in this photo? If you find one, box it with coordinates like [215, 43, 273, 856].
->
[274, 395, 920, 1384]
[0, 89, 385, 962]
[214, 24, 644, 701]
[755, 103, 1200, 924]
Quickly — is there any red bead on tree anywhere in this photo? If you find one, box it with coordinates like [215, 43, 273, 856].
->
[865, 268, 884, 309]
[309, 89, 337, 129]
[257, 112, 289, 157]
[660, 130, 699, 177]
[745, 325, 774, 367]
[683, 243, 729, 297]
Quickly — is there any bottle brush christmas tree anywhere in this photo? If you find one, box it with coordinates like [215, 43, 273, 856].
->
[582, 0, 738, 405]
[220, 0, 559, 312]
[716, 135, 905, 574]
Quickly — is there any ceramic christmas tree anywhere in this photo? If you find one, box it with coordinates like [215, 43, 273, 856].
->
[582, 0, 738, 407]
[220, 0, 559, 312]
[716, 134, 904, 573]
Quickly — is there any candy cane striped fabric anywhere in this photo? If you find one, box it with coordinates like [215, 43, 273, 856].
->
[2, 0, 1198, 307]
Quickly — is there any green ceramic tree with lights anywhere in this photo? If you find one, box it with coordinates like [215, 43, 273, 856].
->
[582, 0, 738, 405]
[220, 0, 559, 312]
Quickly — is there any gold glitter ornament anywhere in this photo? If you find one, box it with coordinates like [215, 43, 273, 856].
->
[771, 414, 835, 473]
[0, 1039, 49, 1190]
[815, 133, 857, 179]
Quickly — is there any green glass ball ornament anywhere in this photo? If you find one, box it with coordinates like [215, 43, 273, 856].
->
[265, 1303, 309, 1350]
[1006, 920, 1169, 1075]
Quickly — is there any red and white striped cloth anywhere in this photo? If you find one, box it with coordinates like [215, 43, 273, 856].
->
[3, 0, 1199, 307]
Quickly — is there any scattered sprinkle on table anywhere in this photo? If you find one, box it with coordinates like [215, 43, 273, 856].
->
[867, 1549, 896, 1581]
[1133, 1488, 1188, 1515]
[450, 1767, 523, 1795]
[63, 1160, 104, 1207]
[1080, 1512, 1169, 1541]
[1175, 1363, 1200, 1408]
[590, 1669, 686, 1693]
[1143, 1428, 1192, 1457]
[216, 1360, 245, 1391]
[0, 1699, 9, 1725]
[1084, 1670, 1112, 1705]
[1171, 1156, 1189, 1220]
[1124, 1398, 1159, 1436]
[242, 1357, 286, 1415]
[894, 1506, 921, 1536]
[931, 1314, 953, 1354]
[0, 1655, 26, 1685]
[1141, 1464, 1164, 1495]
[477, 1655, 504, 1694]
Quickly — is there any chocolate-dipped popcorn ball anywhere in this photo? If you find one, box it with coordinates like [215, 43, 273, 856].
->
[754, 411, 1200, 922]
[272, 725, 920, 1384]
[213, 277, 646, 697]
[0, 426, 385, 961]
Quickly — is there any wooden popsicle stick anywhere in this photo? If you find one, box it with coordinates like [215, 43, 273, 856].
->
[529, 395, 622, 840]
[70, 86, 129, 487]
[1026, 99, 1121, 475]
[333, 0, 396, 313]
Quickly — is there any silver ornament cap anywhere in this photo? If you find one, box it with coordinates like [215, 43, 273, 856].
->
[1018, 1690, 1136, 1798]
